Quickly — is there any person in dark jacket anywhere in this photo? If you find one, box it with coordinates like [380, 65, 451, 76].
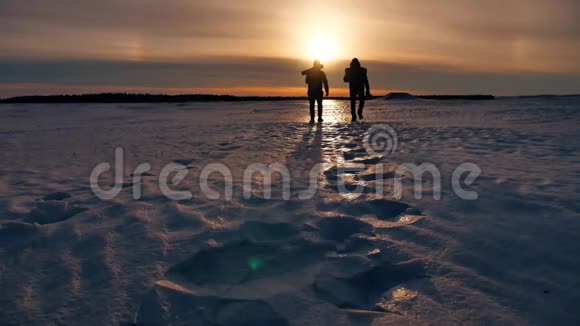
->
[343, 58, 371, 121]
[303, 60, 329, 123]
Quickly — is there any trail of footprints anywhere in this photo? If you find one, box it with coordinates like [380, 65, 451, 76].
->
[135, 123, 428, 325]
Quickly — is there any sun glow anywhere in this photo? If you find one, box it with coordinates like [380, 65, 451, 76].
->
[307, 32, 338, 62]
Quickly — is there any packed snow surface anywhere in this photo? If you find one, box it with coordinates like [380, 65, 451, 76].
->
[0, 97, 578, 325]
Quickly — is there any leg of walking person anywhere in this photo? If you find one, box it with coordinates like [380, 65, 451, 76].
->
[317, 97, 323, 122]
[309, 97, 315, 123]
[350, 88, 357, 121]
[358, 88, 365, 120]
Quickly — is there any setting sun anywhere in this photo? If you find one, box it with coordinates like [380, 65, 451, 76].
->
[306, 32, 338, 62]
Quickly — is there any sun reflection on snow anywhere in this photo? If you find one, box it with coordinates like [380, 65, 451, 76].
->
[302, 99, 351, 123]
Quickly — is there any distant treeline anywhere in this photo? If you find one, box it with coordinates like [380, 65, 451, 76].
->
[0, 92, 501, 104]
[0, 93, 314, 104]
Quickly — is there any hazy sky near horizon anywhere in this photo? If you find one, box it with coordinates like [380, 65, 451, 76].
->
[1, 0, 579, 96]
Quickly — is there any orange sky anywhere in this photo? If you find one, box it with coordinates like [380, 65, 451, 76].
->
[1, 0, 579, 97]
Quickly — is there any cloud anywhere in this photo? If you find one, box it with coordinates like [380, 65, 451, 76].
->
[0, 0, 578, 94]
[0, 0, 284, 61]
[1, 57, 579, 97]
[0, 0, 276, 39]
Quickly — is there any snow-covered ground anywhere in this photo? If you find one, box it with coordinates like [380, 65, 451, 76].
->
[0, 97, 578, 325]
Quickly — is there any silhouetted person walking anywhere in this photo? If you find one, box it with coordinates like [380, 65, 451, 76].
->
[303, 60, 329, 123]
[344, 58, 371, 122]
